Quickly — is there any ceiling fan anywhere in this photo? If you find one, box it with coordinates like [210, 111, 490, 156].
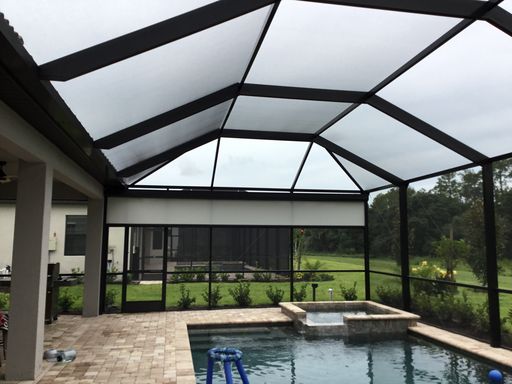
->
[0, 161, 16, 184]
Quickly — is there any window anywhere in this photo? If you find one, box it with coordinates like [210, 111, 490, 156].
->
[64, 215, 87, 256]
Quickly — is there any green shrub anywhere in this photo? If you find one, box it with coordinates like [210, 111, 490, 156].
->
[375, 285, 402, 308]
[105, 289, 118, 309]
[253, 272, 272, 282]
[410, 260, 456, 297]
[195, 272, 206, 282]
[0, 293, 9, 310]
[203, 285, 223, 308]
[228, 282, 252, 307]
[340, 282, 358, 301]
[234, 273, 245, 282]
[181, 271, 196, 282]
[58, 289, 77, 312]
[177, 284, 195, 310]
[302, 260, 323, 281]
[219, 273, 230, 282]
[293, 284, 308, 302]
[210, 272, 218, 282]
[318, 273, 335, 281]
[266, 285, 285, 306]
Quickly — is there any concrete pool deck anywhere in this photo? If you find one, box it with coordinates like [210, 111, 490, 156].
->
[0, 308, 510, 383]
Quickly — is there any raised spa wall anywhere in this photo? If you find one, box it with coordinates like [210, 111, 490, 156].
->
[280, 300, 420, 337]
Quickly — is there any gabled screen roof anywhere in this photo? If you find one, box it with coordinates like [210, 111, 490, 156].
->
[2, 0, 511, 193]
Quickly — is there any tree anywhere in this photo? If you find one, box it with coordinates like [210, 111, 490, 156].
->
[433, 172, 461, 200]
[433, 237, 469, 280]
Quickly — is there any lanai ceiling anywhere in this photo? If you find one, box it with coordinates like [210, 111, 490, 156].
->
[1, 0, 512, 193]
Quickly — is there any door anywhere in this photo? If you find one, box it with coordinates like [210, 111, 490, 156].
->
[122, 226, 167, 312]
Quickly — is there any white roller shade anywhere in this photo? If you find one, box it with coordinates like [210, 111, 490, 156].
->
[107, 197, 364, 226]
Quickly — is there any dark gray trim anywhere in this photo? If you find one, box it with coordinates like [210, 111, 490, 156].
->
[291, 143, 313, 191]
[222, 129, 314, 142]
[314, 137, 403, 185]
[483, 6, 512, 38]
[482, 163, 501, 347]
[241, 83, 367, 102]
[130, 185, 360, 194]
[95, 84, 239, 149]
[107, 189, 366, 202]
[399, 184, 411, 311]
[328, 150, 364, 191]
[0, 17, 119, 186]
[118, 130, 219, 177]
[368, 95, 487, 163]
[364, 198, 371, 300]
[299, 0, 486, 18]
[128, 160, 172, 186]
[39, 0, 276, 81]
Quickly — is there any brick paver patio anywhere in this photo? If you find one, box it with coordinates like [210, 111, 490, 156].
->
[1, 307, 511, 383]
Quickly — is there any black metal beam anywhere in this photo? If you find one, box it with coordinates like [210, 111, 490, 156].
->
[300, 0, 487, 18]
[95, 84, 239, 149]
[483, 6, 512, 38]
[241, 83, 367, 103]
[39, 0, 276, 81]
[368, 95, 488, 163]
[328, 150, 364, 191]
[482, 163, 501, 347]
[399, 184, 411, 311]
[364, 197, 371, 300]
[291, 143, 313, 191]
[130, 185, 359, 194]
[314, 137, 403, 185]
[107, 188, 366, 202]
[117, 130, 219, 177]
[222, 129, 314, 142]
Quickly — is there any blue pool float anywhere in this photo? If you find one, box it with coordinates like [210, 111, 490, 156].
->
[206, 347, 249, 384]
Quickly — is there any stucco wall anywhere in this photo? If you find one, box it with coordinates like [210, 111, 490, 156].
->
[0, 203, 125, 274]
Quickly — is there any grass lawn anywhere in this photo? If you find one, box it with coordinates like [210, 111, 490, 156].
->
[49, 253, 512, 341]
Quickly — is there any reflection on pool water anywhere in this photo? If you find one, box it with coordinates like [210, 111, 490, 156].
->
[190, 327, 510, 384]
[306, 311, 369, 325]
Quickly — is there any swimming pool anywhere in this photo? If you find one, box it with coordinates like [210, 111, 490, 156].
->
[190, 327, 510, 384]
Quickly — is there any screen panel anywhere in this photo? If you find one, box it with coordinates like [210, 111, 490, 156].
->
[104, 101, 230, 170]
[379, 21, 512, 158]
[295, 144, 359, 190]
[53, 7, 271, 139]
[0, 0, 216, 64]
[225, 96, 350, 134]
[213, 138, 309, 189]
[500, 0, 512, 13]
[321, 105, 469, 179]
[334, 154, 389, 191]
[247, 1, 459, 91]
[135, 140, 217, 187]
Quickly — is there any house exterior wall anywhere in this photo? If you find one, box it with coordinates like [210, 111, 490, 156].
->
[0, 202, 125, 274]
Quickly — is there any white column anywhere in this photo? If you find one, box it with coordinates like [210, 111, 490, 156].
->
[6, 161, 53, 381]
[82, 198, 104, 317]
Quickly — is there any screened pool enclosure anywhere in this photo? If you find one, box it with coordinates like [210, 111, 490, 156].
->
[1, 0, 512, 352]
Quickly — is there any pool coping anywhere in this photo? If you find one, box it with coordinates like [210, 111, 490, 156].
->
[177, 306, 512, 383]
[408, 323, 512, 371]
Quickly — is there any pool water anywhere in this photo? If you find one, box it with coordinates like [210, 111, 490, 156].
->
[190, 327, 510, 384]
[306, 311, 369, 325]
